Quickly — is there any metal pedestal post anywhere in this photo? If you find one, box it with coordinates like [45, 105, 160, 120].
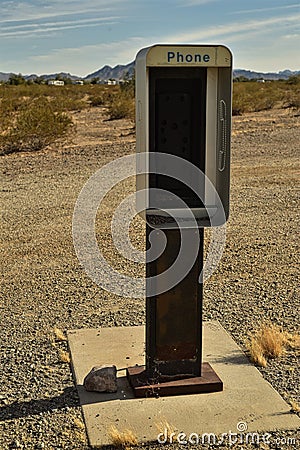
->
[127, 225, 223, 397]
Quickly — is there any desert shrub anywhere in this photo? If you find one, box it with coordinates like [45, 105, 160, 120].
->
[43, 85, 89, 111]
[107, 95, 134, 120]
[0, 97, 20, 130]
[232, 80, 300, 115]
[106, 86, 135, 121]
[89, 87, 117, 107]
[89, 94, 106, 107]
[0, 84, 91, 113]
[282, 89, 300, 108]
[120, 76, 135, 97]
[232, 89, 249, 115]
[51, 94, 86, 112]
[0, 97, 72, 155]
[0, 84, 94, 155]
[232, 82, 275, 114]
[286, 74, 300, 85]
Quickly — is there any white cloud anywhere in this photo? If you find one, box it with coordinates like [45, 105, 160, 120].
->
[178, 0, 218, 6]
[0, 0, 123, 23]
[230, 4, 300, 15]
[0, 16, 121, 38]
[164, 13, 300, 43]
[284, 33, 300, 39]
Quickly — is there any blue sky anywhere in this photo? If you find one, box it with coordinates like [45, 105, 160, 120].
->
[0, 0, 299, 76]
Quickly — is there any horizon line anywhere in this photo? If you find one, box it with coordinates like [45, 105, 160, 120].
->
[1, 65, 299, 79]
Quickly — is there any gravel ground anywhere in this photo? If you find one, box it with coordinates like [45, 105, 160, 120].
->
[1, 107, 299, 449]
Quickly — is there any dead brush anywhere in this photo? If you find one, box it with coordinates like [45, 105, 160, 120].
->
[283, 332, 300, 351]
[247, 323, 300, 367]
[290, 399, 300, 413]
[247, 338, 267, 368]
[155, 419, 178, 441]
[53, 326, 67, 341]
[109, 425, 138, 449]
[73, 417, 85, 430]
[59, 350, 71, 364]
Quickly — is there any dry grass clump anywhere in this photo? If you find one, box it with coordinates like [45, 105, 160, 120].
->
[290, 399, 300, 413]
[109, 425, 138, 449]
[73, 417, 86, 430]
[247, 338, 268, 368]
[53, 326, 67, 341]
[247, 323, 300, 367]
[59, 350, 71, 364]
[73, 417, 87, 443]
[155, 419, 177, 441]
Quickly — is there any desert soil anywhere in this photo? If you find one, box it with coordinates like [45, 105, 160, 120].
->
[1, 106, 299, 449]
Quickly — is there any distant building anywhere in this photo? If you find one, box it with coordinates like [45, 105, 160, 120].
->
[48, 80, 64, 86]
[75, 80, 84, 85]
[257, 79, 265, 83]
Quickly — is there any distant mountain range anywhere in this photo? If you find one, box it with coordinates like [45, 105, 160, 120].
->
[233, 68, 299, 80]
[86, 61, 134, 81]
[0, 62, 299, 82]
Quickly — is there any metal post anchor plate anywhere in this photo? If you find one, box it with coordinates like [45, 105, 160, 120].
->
[127, 362, 223, 397]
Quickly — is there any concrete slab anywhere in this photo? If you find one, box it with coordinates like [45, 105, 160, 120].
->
[68, 322, 300, 448]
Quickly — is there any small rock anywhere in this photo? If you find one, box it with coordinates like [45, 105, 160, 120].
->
[83, 365, 117, 393]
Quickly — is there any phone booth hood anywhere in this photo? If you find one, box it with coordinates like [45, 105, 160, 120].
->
[135, 44, 233, 228]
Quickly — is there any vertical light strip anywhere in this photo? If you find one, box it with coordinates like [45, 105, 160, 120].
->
[205, 67, 218, 206]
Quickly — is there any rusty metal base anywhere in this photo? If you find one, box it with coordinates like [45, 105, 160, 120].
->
[126, 362, 223, 398]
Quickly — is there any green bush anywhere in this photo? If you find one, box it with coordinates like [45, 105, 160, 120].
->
[107, 96, 134, 120]
[0, 97, 72, 155]
[89, 88, 116, 107]
[232, 80, 300, 115]
[106, 86, 135, 121]
[89, 94, 106, 107]
[0, 84, 95, 155]
[120, 77, 135, 97]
